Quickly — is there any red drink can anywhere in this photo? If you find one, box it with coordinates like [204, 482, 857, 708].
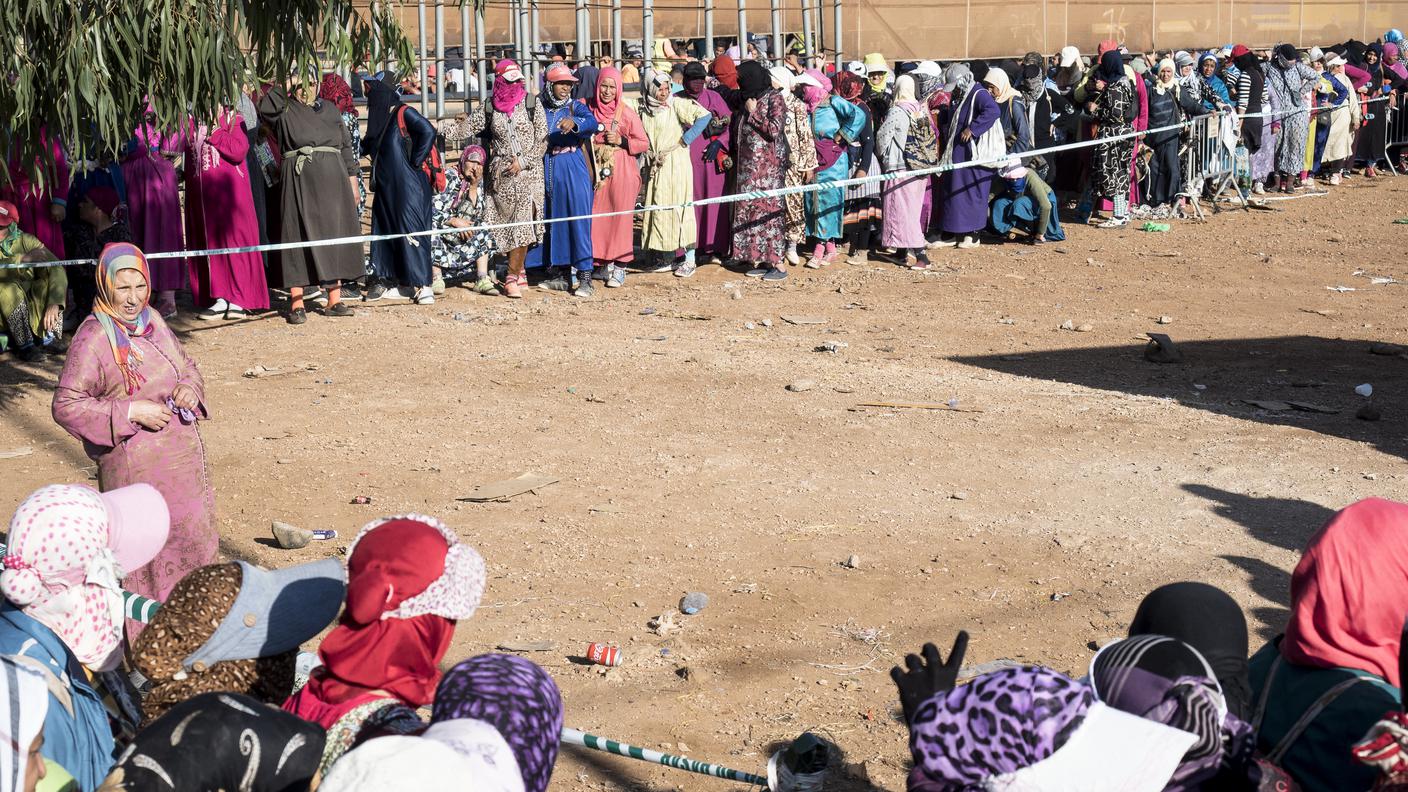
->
[585, 642, 621, 667]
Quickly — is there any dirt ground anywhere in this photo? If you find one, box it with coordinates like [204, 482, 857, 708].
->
[3, 180, 1406, 791]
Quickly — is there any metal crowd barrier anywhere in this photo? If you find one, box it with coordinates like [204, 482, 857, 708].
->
[1179, 110, 1244, 218]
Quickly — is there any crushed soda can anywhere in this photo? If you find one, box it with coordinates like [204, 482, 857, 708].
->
[350, 495, 372, 505]
[585, 642, 622, 667]
[312, 530, 337, 541]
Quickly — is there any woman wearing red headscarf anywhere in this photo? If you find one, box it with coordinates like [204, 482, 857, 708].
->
[284, 514, 486, 774]
[588, 66, 647, 282]
[1248, 498, 1408, 792]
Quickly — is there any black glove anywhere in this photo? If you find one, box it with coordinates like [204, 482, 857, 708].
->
[890, 631, 969, 724]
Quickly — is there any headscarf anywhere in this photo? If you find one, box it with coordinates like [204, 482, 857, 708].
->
[2, 485, 133, 671]
[364, 74, 403, 147]
[319, 73, 357, 116]
[463, 144, 487, 166]
[572, 64, 600, 102]
[1097, 39, 1119, 57]
[1020, 51, 1046, 102]
[710, 53, 739, 90]
[737, 60, 772, 98]
[1091, 636, 1256, 791]
[677, 62, 705, 98]
[942, 63, 974, 96]
[768, 65, 795, 91]
[589, 67, 624, 124]
[84, 186, 121, 218]
[800, 68, 831, 110]
[1098, 49, 1126, 82]
[893, 74, 918, 105]
[983, 67, 1018, 102]
[303, 515, 486, 709]
[318, 723, 522, 792]
[641, 69, 672, 116]
[1365, 43, 1385, 86]
[1129, 582, 1252, 720]
[92, 242, 154, 396]
[1153, 58, 1178, 94]
[0, 657, 49, 792]
[834, 71, 866, 109]
[98, 693, 325, 792]
[132, 564, 298, 725]
[1282, 498, 1408, 687]
[1274, 43, 1299, 69]
[493, 59, 528, 113]
[432, 655, 565, 792]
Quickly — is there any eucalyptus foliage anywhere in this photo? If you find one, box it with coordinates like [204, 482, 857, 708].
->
[0, 0, 419, 187]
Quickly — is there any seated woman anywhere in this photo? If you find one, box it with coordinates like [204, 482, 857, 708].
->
[98, 692, 324, 792]
[283, 514, 486, 774]
[1128, 581, 1252, 720]
[130, 558, 345, 724]
[1249, 498, 1407, 792]
[431, 145, 498, 296]
[0, 483, 171, 790]
[0, 200, 64, 363]
[990, 161, 1064, 244]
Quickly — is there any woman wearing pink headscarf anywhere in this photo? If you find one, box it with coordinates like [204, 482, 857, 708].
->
[587, 66, 647, 281]
[801, 68, 866, 268]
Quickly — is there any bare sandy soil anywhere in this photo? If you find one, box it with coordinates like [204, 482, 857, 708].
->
[3, 179, 1406, 791]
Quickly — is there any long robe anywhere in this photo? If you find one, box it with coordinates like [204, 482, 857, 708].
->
[467, 100, 548, 252]
[730, 89, 789, 265]
[589, 101, 648, 264]
[0, 233, 64, 349]
[257, 89, 364, 287]
[3, 132, 69, 259]
[685, 86, 733, 256]
[781, 93, 818, 244]
[939, 87, 1001, 235]
[366, 105, 437, 288]
[121, 125, 186, 291]
[530, 99, 599, 272]
[1267, 61, 1320, 174]
[641, 98, 711, 252]
[877, 101, 932, 249]
[184, 111, 270, 310]
[806, 97, 867, 241]
[1322, 72, 1361, 163]
[1092, 77, 1136, 200]
[52, 315, 217, 614]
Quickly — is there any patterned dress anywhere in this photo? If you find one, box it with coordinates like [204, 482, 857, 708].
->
[781, 92, 818, 243]
[340, 111, 372, 275]
[1092, 77, 1136, 199]
[730, 90, 789, 265]
[431, 168, 496, 278]
[466, 100, 549, 252]
[1266, 61, 1320, 174]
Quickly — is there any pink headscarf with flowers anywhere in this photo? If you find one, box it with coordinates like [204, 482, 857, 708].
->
[801, 68, 832, 111]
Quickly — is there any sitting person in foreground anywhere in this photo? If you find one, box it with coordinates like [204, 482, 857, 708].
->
[0, 200, 64, 362]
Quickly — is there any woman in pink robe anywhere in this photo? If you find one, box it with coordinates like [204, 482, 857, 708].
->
[2, 130, 69, 258]
[185, 109, 270, 316]
[51, 243, 217, 619]
[588, 67, 647, 275]
[122, 112, 187, 317]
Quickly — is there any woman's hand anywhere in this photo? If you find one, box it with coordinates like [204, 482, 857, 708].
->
[506, 159, 522, 177]
[129, 400, 173, 431]
[558, 117, 577, 132]
[606, 130, 622, 145]
[42, 305, 61, 334]
[745, 97, 758, 114]
[959, 127, 973, 143]
[890, 632, 969, 725]
[448, 217, 472, 229]
[170, 383, 200, 412]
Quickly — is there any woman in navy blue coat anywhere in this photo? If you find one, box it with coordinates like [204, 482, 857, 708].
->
[364, 74, 439, 303]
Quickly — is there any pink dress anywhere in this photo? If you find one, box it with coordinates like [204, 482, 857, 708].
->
[589, 104, 648, 264]
[185, 112, 270, 310]
[122, 123, 187, 292]
[2, 132, 69, 258]
[51, 315, 218, 620]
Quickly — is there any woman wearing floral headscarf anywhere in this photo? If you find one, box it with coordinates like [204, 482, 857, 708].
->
[432, 146, 499, 295]
[877, 75, 938, 269]
[772, 67, 818, 268]
[53, 243, 217, 610]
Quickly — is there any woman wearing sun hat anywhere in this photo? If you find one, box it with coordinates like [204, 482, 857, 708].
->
[0, 482, 171, 790]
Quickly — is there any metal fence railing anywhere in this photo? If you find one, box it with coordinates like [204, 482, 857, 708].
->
[1177, 110, 1243, 218]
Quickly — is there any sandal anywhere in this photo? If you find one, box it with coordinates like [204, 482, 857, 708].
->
[286, 308, 308, 325]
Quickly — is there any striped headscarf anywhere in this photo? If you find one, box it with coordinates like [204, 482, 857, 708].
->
[93, 242, 154, 395]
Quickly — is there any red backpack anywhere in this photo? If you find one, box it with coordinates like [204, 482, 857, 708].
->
[395, 106, 447, 192]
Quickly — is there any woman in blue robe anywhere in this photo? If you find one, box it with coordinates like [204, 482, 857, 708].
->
[801, 69, 867, 267]
[531, 66, 600, 297]
[363, 74, 438, 303]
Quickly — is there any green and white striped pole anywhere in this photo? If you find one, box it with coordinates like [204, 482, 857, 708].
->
[123, 590, 160, 623]
[561, 727, 768, 787]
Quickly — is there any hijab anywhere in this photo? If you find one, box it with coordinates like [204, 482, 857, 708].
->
[1129, 582, 1252, 720]
[319, 73, 357, 116]
[1233, 46, 1260, 76]
[432, 655, 564, 792]
[98, 693, 325, 792]
[492, 59, 528, 113]
[589, 67, 624, 124]
[1020, 51, 1046, 102]
[318, 723, 523, 792]
[0, 657, 48, 792]
[641, 70, 672, 116]
[682, 62, 708, 98]
[737, 60, 772, 98]
[364, 74, 403, 146]
[710, 52, 739, 89]
[572, 64, 600, 102]
[1274, 43, 1299, 69]
[834, 70, 867, 114]
[1098, 49, 1126, 83]
[1282, 498, 1408, 687]
[1153, 58, 1178, 94]
[92, 242, 154, 396]
[800, 68, 831, 111]
[983, 67, 1019, 103]
[893, 73, 918, 105]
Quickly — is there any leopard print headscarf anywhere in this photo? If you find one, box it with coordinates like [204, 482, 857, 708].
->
[131, 563, 296, 725]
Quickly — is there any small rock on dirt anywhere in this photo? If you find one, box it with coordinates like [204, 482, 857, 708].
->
[679, 592, 709, 614]
[843, 554, 861, 569]
[730, 290, 743, 300]
[1059, 319, 1075, 330]
[761, 318, 773, 327]
[271, 521, 313, 549]
[787, 379, 817, 392]
[1157, 315, 1173, 324]
[744, 322, 756, 330]
[1075, 323, 1093, 333]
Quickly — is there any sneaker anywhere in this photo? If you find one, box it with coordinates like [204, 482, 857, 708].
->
[745, 267, 769, 278]
[1329, 172, 1341, 186]
[786, 247, 802, 265]
[573, 272, 595, 297]
[504, 274, 524, 299]
[380, 287, 412, 302]
[909, 252, 931, 270]
[325, 301, 355, 317]
[647, 259, 674, 273]
[703, 255, 723, 267]
[804, 254, 824, 269]
[674, 259, 697, 278]
[472, 276, 498, 295]
[762, 268, 788, 281]
[933, 236, 959, 248]
[538, 275, 572, 292]
[340, 282, 363, 301]
[414, 286, 435, 305]
[1097, 216, 1130, 228]
[606, 265, 626, 288]
[1252, 181, 1265, 195]
[431, 277, 446, 295]
[303, 287, 325, 303]
[956, 235, 981, 249]
[363, 282, 387, 302]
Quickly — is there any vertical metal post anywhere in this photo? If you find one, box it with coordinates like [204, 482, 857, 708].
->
[418, 0, 429, 116]
[461, 0, 472, 111]
[704, 0, 715, 60]
[475, 1, 488, 104]
[576, 0, 589, 65]
[801, 0, 813, 66]
[435, 0, 446, 119]
[831, 0, 841, 70]
[531, 0, 541, 86]
[643, 0, 655, 76]
[771, 0, 783, 61]
[738, 0, 747, 59]
[611, 0, 622, 67]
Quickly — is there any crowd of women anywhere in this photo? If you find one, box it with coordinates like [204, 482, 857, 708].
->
[1, 34, 1405, 356]
[6, 222, 1408, 788]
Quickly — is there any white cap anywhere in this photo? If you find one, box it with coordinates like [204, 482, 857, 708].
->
[1059, 46, 1081, 68]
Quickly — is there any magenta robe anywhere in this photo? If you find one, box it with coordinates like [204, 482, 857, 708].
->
[685, 86, 732, 256]
[2, 132, 69, 258]
[122, 124, 187, 292]
[52, 315, 217, 623]
[589, 103, 648, 264]
[185, 112, 270, 310]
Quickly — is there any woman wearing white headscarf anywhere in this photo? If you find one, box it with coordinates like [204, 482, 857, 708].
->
[772, 66, 818, 266]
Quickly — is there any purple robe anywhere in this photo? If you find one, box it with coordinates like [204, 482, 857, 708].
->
[685, 86, 732, 256]
[52, 314, 217, 631]
[938, 87, 1000, 235]
[121, 124, 188, 292]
